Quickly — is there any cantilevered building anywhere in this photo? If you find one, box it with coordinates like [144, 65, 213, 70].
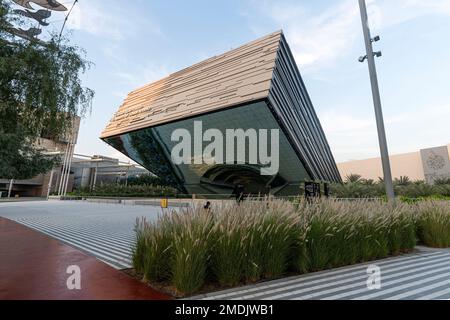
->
[101, 31, 341, 196]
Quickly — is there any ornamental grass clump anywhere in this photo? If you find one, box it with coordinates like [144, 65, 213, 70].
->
[242, 200, 299, 282]
[132, 217, 147, 274]
[171, 208, 214, 295]
[385, 207, 417, 255]
[132, 216, 173, 282]
[416, 201, 450, 248]
[294, 200, 416, 273]
[210, 205, 248, 287]
[132, 198, 448, 297]
[211, 200, 300, 285]
[260, 202, 300, 279]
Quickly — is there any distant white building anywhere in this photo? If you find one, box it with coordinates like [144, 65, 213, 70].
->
[71, 155, 149, 190]
[338, 144, 450, 184]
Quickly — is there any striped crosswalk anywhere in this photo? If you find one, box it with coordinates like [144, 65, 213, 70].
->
[190, 249, 450, 300]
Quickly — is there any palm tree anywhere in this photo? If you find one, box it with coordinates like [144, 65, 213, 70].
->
[434, 178, 450, 185]
[395, 176, 411, 186]
[345, 174, 362, 184]
[361, 179, 375, 186]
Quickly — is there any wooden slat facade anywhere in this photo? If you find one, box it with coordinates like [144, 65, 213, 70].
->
[101, 31, 281, 139]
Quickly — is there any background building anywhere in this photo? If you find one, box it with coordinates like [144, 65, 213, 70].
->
[101, 31, 341, 196]
[338, 144, 450, 184]
[71, 155, 148, 190]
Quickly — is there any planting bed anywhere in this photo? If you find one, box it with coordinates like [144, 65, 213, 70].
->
[131, 199, 450, 297]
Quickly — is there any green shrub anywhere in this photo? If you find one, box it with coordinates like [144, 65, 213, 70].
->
[330, 179, 450, 199]
[416, 201, 450, 248]
[127, 174, 177, 188]
[72, 183, 178, 198]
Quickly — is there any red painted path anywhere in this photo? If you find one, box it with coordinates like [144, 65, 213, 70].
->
[0, 217, 170, 300]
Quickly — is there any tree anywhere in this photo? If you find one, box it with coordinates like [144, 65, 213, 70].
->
[0, 131, 55, 179]
[0, 1, 94, 180]
[434, 178, 450, 186]
[394, 176, 412, 186]
[127, 174, 178, 188]
[361, 178, 375, 186]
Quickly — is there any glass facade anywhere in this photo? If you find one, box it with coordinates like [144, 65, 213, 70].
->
[105, 101, 310, 195]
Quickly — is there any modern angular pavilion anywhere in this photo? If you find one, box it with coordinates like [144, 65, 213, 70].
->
[101, 31, 341, 196]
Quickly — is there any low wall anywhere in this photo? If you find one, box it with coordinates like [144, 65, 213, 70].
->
[50, 195, 235, 208]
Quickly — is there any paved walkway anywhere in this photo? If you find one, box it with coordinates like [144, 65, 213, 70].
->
[2, 201, 449, 300]
[190, 248, 450, 300]
[0, 217, 169, 300]
[0, 200, 166, 269]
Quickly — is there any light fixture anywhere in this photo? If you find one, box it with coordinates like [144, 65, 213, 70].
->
[371, 35, 381, 42]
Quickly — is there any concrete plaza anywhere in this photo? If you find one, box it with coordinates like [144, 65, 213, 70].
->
[1, 200, 449, 300]
[0, 200, 165, 269]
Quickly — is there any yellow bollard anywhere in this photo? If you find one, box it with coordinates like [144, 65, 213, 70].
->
[161, 198, 168, 209]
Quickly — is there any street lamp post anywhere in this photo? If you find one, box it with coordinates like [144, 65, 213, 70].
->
[7, 179, 14, 198]
[46, 169, 54, 200]
[358, 0, 395, 201]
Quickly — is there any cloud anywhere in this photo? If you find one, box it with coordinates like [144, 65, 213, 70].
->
[66, 0, 162, 41]
[319, 104, 450, 162]
[319, 111, 379, 162]
[385, 105, 450, 154]
[107, 149, 138, 165]
[373, 0, 450, 28]
[110, 63, 172, 100]
[254, 0, 450, 161]
[113, 64, 171, 88]
[249, 0, 450, 72]
[66, 1, 125, 40]
[252, 0, 360, 70]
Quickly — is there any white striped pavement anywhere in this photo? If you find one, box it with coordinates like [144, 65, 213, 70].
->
[0, 201, 164, 270]
[193, 251, 444, 300]
[190, 249, 450, 301]
[1, 201, 449, 300]
[418, 285, 450, 300]
[16, 217, 134, 268]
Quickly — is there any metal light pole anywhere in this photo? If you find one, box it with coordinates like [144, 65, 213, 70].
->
[358, 0, 395, 201]
[46, 169, 54, 200]
[8, 179, 14, 198]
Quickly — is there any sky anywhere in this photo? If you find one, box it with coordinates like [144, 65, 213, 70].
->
[34, 0, 450, 163]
